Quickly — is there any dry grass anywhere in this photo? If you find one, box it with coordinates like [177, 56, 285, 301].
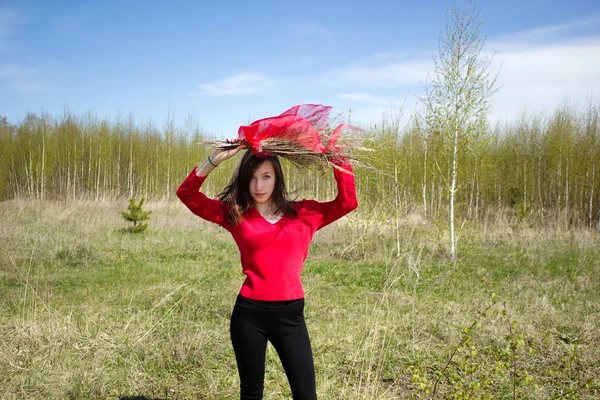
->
[1, 199, 599, 399]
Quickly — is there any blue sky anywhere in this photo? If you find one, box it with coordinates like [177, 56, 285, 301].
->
[1, 0, 600, 137]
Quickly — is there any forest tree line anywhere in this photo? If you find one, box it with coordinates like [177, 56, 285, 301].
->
[0, 101, 599, 229]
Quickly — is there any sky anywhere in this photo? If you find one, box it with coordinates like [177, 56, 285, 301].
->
[1, 0, 600, 137]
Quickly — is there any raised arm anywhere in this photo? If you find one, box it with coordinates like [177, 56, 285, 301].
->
[302, 159, 358, 230]
[176, 139, 246, 229]
[176, 168, 229, 227]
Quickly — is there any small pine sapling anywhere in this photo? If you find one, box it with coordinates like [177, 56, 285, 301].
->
[121, 198, 152, 233]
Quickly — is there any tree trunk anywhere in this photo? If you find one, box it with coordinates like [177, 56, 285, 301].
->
[117, 144, 121, 197]
[40, 121, 46, 201]
[523, 162, 527, 214]
[565, 156, 569, 214]
[145, 163, 149, 199]
[468, 160, 476, 220]
[475, 172, 479, 221]
[88, 133, 93, 195]
[129, 126, 134, 198]
[450, 122, 458, 260]
[394, 156, 401, 257]
[538, 155, 544, 218]
[422, 140, 428, 217]
[72, 140, 77, 200]
[28, 142, 34, 198]
[95, 144, 101, 201]
[590, 164, 595, 226]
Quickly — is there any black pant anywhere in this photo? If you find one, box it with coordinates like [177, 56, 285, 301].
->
[230, 294, 317, 400]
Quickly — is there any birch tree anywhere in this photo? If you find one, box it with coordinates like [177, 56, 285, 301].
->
[422, 1, 498, 259]
[0, 116, 12, 200]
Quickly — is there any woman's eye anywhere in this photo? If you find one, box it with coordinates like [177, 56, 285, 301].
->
[263, 175, 271, 180]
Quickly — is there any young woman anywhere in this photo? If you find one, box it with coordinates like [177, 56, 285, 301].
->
[176, 138, 357, 399]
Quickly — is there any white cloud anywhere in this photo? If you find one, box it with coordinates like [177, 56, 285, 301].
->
[333, 94, 419, 131]
[337, 93, 395, 106]
[288, 23, 332, 39]
[194, 73, 275, 96]
[488, 34, 600, 121]
[316, 57, 428, 128]
[0, 9, 51, 95]
[0, 64, 50, 94]
[322, 59, 430, 88]
[0, 65, 33, 77]
[13, 81, 51, 93]
[327, 17, 600, 126]
[0, 8, 23, 51]
[331, 103, 414, 131]
[490, 16, 600, 49]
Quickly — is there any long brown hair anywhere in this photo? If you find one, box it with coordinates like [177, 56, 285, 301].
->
[218, 151, 297, 225]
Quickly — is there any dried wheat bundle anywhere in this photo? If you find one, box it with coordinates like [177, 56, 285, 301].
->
[201, 104, 375, 174]
[203, 134, 372, 171]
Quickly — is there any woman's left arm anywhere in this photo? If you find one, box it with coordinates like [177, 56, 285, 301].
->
[303, 159, 358, 230]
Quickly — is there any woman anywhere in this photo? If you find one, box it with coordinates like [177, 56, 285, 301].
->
[176, 138, 357, 399]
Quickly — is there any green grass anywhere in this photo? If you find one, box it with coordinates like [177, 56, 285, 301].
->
[1, 199, 599, 399]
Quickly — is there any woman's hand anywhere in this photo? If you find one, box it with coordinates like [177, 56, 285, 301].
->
[210, 138, 247, 166]
[196, 138, 247, 177]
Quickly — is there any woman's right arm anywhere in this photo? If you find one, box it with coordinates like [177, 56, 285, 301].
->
[176, 139, 246, 227]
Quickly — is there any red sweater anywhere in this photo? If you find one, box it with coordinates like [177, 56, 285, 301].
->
[176, 163, 358, 301]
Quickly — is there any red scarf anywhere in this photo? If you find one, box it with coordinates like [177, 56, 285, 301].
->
[237, 104, 356, 158]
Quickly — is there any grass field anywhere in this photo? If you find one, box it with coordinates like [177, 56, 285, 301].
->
[1, 199, 599, 399]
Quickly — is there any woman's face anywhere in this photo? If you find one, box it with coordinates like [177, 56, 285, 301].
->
[249, 160, 276, 206]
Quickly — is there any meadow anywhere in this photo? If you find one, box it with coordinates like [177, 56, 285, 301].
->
[1, 199, 598, 399]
